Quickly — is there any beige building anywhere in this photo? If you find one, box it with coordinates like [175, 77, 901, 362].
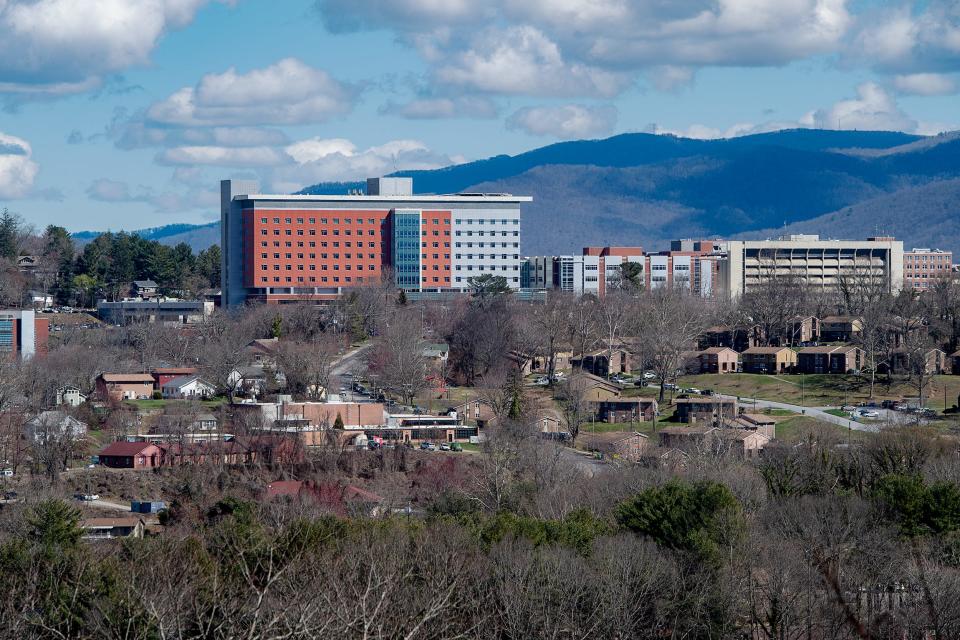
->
[904, 248, 952, 291]
[719, 235, 903, 298]
[741, 346, 797, 374]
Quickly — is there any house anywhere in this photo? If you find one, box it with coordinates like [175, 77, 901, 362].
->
[699, 325, 763, 353]
[566, 372, 624, 402]
[658, 425, 717, 449]
[820, 316, 863, 342]
[131, 280, 159, 299]
[884, 348, 947, 375]
[533, 414, 566, 438]
[580, 431, 651, 462]
[731, 413, 776, 438]
[421, 343, 449, 365]
[228, 365, 272, 396]
[55, 385, 87, 407]
[151, 367, 198, 390]
[98, 441, 165, 469]
[716, 429, 771, 458]
[161, 375, 216, 399]
[16, 255, 39, 272]
[25, 411, 88, 443]
[769, 316, 820, 346]
[571, 348, 631, 377]
[265, 480, 384, 517]
[96, 373, 155, 401]
[592, 398, 658, 423]
[28, 291, 53, 309]
[81, 517, 146, 540]
[688, 347, 740, 374]
[741, 346, 797, 374]
[797, 346, 864, 374]
[511, 350, 574, 376]
[674, 397, 738, 424]
[246, 338, 280, 365]
[150, 411, 219, 434]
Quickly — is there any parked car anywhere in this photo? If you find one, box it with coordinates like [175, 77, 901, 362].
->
[858, 409, 880, 418]
[439, 443, 451, 451]
[419, 441, 436, 451]
[75, 493, 99, 501]
[663, 383, 677, 391]
[534, 376, 550, 386]
[701, 389, 714, 396]
[450, 442, 463, 452]
[642, 371, 657, 379]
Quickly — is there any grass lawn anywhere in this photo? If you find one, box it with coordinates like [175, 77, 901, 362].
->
[459, 443, 482, 453]
[775, 416, 866, 443]
[124, 397, 227, 411]
[674, 373, 960, 409]
[824, 408, 849, 418]
[581, 421, 655, 436]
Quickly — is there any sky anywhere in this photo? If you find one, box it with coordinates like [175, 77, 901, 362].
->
[0, 0, 958, 233]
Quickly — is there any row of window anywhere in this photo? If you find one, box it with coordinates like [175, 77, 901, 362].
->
[455, 254, 520, 260]
[455, 231, 518, 237]
[261, 228, 380, 237]
[261, 264, 378, 271]
[454, 219, 518, 225]
[454, 265, 520, 271]
[259, 240, 381, 248]
[259, 276, 454, 285]
[262, 253, 378, 259]
[455, 242, 519, 248]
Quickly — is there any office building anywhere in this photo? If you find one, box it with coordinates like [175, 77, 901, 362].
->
[0, 309, 48, 359]
[97, 299, 215, 325]
[221, 177, 531, 306]
[720, 235, 903, 298]
[903, 248, 953, 290]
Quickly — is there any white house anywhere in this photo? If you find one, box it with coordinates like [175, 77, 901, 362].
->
[25, 411, 88, 443]
[161, 375, 216, 399]
[55, 385, 87, 408]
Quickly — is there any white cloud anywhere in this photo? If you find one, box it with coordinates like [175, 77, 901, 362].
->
[800, 82, 917, 132]
[271, 136, 457, 190]
[380, 96, 498, 119]
[893, 73, 957, 96]
[0, 0, 232, 97]
[0, 132, 38, 198]
[157, 146, 288, 167]
[852, 2, 960, 73]
[146, 58, 357, 126]
[433, 26, 629, 97]
[506, 104, 617, 139]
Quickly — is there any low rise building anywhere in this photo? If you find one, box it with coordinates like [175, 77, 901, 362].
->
[151, 367, 198, 390]
[97, 299, 214, 325]
[820, 316, 863, 342]
[161, 375, 216, 399]
[741, 346, 797, 374]
[687, 347, 739, 374]
[81, 517, 146, 540]
[571, 348, 631, 377]
[674, 397, 738, 424]
[96, 373, 155, 400]
[592, 398, 658, 423]
[0, 309, 48, 359]
[580, 431, 651, 462]
[797, 345, 864, 374]
[25, 411, 88, 443]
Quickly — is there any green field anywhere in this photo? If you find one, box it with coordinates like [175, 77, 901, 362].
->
[775, 416, 865, 442]
[124, 397, 227, 411]
[673, 373, 960, 409]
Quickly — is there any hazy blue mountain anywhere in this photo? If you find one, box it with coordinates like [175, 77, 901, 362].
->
[73, 222, 219, 252]
[78, 129, 960, 255]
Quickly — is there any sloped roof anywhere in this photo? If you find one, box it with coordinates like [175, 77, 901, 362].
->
[82, 518, 144, 528]
[100, 373, 154, 383]
[701, 346, 738, 355]
[132, 280, 157, 288]
[99, 441, 157, 456]
[743, 346, 794, 355]
[162, 374, 213, 389]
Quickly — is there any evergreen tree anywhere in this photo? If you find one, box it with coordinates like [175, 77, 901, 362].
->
[0, 208, 19, 260]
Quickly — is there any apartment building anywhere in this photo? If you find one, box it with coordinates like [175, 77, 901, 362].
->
[221, 177, 531, 306]
[0, 309, 48, 359]
[903, 248, 953, 290]
[720, 235, 903, 298]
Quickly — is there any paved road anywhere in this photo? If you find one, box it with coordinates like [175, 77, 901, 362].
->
[84, 498, 131, 511]
[329, 343, 373, 400]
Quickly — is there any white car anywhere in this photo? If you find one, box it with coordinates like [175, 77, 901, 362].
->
[858, 409, 880, 418]
[643, 372, 657, 379]
[534, 376, 550, 385]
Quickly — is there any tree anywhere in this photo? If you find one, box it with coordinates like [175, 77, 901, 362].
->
[556, 372, 591, 443]
[468, 274, 511, 301]
[614, 261, 644, 291]
[275, 334, 341, 400]
[27, 499, 83, 549]
[367, 309, 428, 405]
[617, 480, 743, 564]
[0, 208, 20, 260]
[637, 288, 710, 402]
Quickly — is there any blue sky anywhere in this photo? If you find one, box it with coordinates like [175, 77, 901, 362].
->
[0, 0, 958, 232]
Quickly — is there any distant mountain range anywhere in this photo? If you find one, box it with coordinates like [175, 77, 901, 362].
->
[80, 128, 960, 255]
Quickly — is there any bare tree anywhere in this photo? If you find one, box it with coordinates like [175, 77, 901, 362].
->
[637, 288, 711, 402]
[367, 309, 427, 406]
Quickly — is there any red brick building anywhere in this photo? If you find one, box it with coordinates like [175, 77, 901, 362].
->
[0, 309, 48, 359]
[904, 248, 953, 291]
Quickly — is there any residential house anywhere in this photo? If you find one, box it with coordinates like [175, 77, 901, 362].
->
[151, 367, 198, 390]
[731, 413, 777, 438]
[533, 414, 566, 438]
[131, 280, 159, 299]
[81, 517, 146, 540]
[592, 398, 658, 423]
[674, 397, 738, 424]
[741, 346, 798, 374]
[96, 373, 155, 401]
[820, 316, 863, 342]
[884, 348, 947, 375]
[28, 291, 53, 309]
[657, 425, 769, 458]
[422, 343, 449, 367]
[228, 365, 272, 396]
[98, 441, 165, 469]
[511, 350, 573, 376]
[25, 411, 88, 443]
[55, 385, 87, 407]
[699, 325, 763, 353]
[246, 338, 280, 365]
[797, 345, 864, 374]
[690, 347, 739, 374]
[16, 255, 39, 272]
[773, 316, 821, 346]
[716, 429, 771, 458]
[161, 374, 216, 399]
[658, 425, 717, 449]
[150, 411, 219, 435]
[571, 348, 631, 377]
[580, 431, 651, 462]
[567, 372, 624, 402]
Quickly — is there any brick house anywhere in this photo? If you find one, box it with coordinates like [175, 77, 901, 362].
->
[571, 348, 631, 377]
[151, 367, 198, 390]
[96, 373, 155, 401]
[699, 325, 763, 353]
[580, 431, 651, 462]
[674, 397, 738, 424]
[770, 316, 820, 346]
[98, 441, 165, 469]
[741, 346, 797, 374]
[797, 345, 864, 374]
[820, 316, 863, 342]
[695, 347, 740, 373]
[592, 398, 658, 423]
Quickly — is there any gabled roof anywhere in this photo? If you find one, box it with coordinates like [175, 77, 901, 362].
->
[132, 280, 157, 288]
[247, 338, 280, 353]
[82, 517, 144, 528]
[152, 367, 197, 375]
[26, 410, 87, 428]
[701, 346, 739, 355]
[162, 374, 213, 389]
[743, 346, 794, 355]
[99, 441, 158, 456]
[99, 373, 154, 383]
[658, 425, 717, 435]
[798, 345, 860, 354]
[821, 315, 860, 324]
